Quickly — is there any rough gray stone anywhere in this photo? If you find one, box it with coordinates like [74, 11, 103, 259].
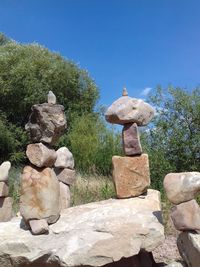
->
[54, 168, 76, 185]
[29, 219, 49, 235]
[0, 161, 11, 182]
[59, 182, 71, 210]
[0, 197, 13, 222]
[54, 147, 74, 169]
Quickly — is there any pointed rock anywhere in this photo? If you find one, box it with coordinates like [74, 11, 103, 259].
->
[47, 90, 56, 104]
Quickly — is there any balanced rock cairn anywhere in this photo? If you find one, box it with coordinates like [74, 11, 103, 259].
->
[20, 91, 76, 235]
[105, 88, 155, 198]
[0, 161, 13, 222]
[164, 172, 200, 266]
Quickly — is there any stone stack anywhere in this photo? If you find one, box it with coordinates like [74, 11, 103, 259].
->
[164, 172, 200, 267]
[105, 88, 155, 198]
[20, 91, 76, 235]
[0, 161, 13, 222]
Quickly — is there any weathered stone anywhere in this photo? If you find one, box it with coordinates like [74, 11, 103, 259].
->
[26, 143, 57, 167]
[105, 95, 155, 126]
[0, 197, 13, 222]
[171, 200, 200, 231]
[163, 172, 200, 204]
[59, 182, 70, 210]
[20, 165, 60, 224]
[25, 103, 66, 145]
[0, 189, 164, 267]
[0, 182, 9, 197]
[29, 219, 49, 235]
[177, 231, 200, 267]
[47, 91, 56, 104]
[165, 262, 187, 267]
[122, 123, 142, 156]
[54, 147, 74, 169]
[0, 161, 11, 182]
[112, 154, 150, 198]
[54, 168, 76, 185]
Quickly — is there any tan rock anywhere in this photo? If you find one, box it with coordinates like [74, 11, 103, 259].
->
[0, 161, 11, 182]
[122, 123, 142, 156]
[177, 232, 200, 267]
[171, 199, 200, 231]
[29, 219, 49, 235]
[54, 168, 76, 185]
[26, 143, 57, 167]
[59, 182, 71, 210]
[54, 147, 74, 169]
[163, 172, 200, 204]
[20, 166, 60, 224]
[0, 197, 13, 222]
[0, 182, 9, 197]
[112, 154, 150, 198]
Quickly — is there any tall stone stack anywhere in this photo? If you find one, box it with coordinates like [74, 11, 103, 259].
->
[164, 172, 200, 267]
[0, 161, 13, 222]
[20, 91, 76, 235]
[105, 88, 155, 198]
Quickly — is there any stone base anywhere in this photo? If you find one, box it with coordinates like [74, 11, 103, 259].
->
[112, 154, 150, 198]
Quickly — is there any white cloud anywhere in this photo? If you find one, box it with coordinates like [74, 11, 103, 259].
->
[141, 87, 152, 96]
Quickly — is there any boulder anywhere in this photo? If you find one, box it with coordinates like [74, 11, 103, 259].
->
[54, 168, 76, 185]
[29, 219, 49, 235]
[20, 165, 60, 224]
[25, 103, 66, 145]
[122, 123, 142, 156]
[54, 147, 74, 169]
[59, 182, 71, 210]
[105, 95, 155, 126]
[112, 154, 150, 198]
[0, 182, 9, 197]
[171, 200, 200, 231]
[177, 231, 200, 267]
[26, 143, 57, 167]
[163, 172, 200, 204]
[0, 189, 164, 267]
[0, 161, 11, 182]
[0, 197, 13, 222]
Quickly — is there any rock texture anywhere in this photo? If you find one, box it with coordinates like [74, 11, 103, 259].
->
[25, 103, 66, 145]
[0, 189, 164, 267]
[177, 231, 200, 267]
[54, 147, 74, 169]
[54, 168, 76, 185]
[26, 143, 57, 167]
[0, 197, 13, 222]
[122, 123, 142, 156]
[112, 154, 150, 198]
[20, 165, 60, 224]
[59, 182, 71, 210]
[163, 172, 200, 204]
[105, 96, 155, 125]
[0, 161, 11, 182]
[29, 219, 49, 235]
[0, 182, 9, 197]
[171, 200, 200, 231]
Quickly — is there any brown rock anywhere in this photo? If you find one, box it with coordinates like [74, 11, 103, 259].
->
[122, 123, 142, 156]
[29, 219, 49, 235]
[0, 182, 9, 197]
[20, 166, 60, 224]
[25, 103, 66, 145]
[0, 197, 13, 222]
[59, 182, 71, 210]
[112, 154, 150, 198]
[54, 168, 76, 185]
[26, 143, 57, 167]
[171, 199, 200, 231]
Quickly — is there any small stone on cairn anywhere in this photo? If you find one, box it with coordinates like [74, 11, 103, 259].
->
[20, 91, 76, 235]
[0, 161, 13, 222]
[105, 88, 155, 198]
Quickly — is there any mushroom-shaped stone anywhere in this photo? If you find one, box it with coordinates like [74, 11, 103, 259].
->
[0, 161, 11, 182]
[48, 91, 56, 104]
[105, 89, 155, 126]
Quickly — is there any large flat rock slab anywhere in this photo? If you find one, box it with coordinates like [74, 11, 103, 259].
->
[0, 189, 164, 267]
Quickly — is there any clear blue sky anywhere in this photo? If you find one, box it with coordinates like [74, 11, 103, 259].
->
[1, 0, 200, 107]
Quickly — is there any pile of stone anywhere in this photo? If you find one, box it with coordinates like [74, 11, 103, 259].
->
[0, 161, 13, 222]
[164, 172, 200, 267]
[105, 88, 155, 198]
[20, 91, 76, 235]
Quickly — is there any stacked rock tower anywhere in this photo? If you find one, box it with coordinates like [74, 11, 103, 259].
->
[105, 88, 155, 198]
[20, 91, 76, 235]
[0, 161, 13, 222]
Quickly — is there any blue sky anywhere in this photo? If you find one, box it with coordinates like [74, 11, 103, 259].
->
[0, 0, 200, 107]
